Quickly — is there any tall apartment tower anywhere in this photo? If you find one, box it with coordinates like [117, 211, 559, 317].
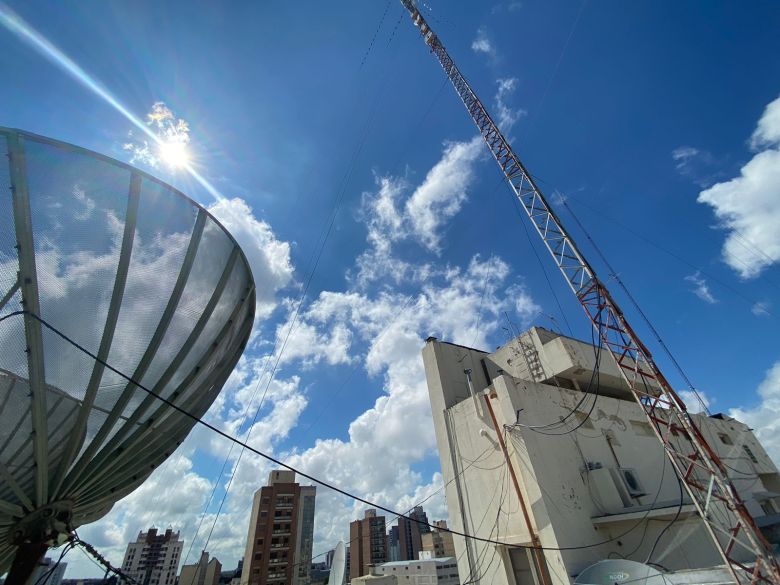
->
[397, 506, 430, 561]
[348, 509, 387, 581]
[120, 527, 183, 585]
[240, 470, 317, 585]
[387, 525, 400, 562]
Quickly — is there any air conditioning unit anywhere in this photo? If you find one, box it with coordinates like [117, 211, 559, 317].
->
[618, 468, 646, 497]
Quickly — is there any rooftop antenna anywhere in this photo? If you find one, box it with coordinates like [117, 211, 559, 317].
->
[397, 3, 780, 582]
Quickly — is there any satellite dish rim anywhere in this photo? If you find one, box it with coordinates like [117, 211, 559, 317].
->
[330, 540, 346, 585]
[574, 559, 668, 585]
[0, 126, 255, 283]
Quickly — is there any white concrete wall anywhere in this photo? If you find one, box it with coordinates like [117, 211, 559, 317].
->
[422, 336, 780, 585]
[376, 559, 459, 585]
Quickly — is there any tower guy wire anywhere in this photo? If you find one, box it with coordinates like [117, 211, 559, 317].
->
[558, 196, 710, 415]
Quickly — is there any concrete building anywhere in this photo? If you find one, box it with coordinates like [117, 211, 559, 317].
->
[325, 549, 335, 569]
[29, 557, 67, 585]
[420, 521, 456, 559]
[387, 526, 399, 562]
[397, 507, 430, 562]
[422, 327, 780, 585]
[349, 510, 388, 581]
[240, 470, 317, 585]
[374, 557, 459, 585]
[120, 527, 183, 585]
[179, 551, 221, 585]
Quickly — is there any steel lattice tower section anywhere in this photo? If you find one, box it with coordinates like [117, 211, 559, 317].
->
[398, 2, 780, 583]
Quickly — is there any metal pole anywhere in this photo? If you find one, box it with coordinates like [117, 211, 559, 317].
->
[483, 393, 549, 585]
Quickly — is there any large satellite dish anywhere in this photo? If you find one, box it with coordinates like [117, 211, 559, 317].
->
[575, 559, 668, 585]
[0, 128, 255, 579]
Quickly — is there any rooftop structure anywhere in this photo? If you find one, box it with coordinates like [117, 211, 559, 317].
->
[373, 556, 459, 585]
[422, 327, 780, 585]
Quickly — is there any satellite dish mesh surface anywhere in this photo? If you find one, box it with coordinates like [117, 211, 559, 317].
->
[575, 559, 668, 585]
[0, 128, 255, 573]
[330, 540, 346, 585]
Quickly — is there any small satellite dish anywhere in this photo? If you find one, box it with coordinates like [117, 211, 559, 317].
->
[575, 559, 668, 585]
[0, 128, 255, 580]
[330, 541, 346, 585]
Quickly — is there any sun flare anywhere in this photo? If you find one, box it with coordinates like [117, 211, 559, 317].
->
[158, 139, 190, 168]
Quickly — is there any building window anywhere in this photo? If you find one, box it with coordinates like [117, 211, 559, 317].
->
[718, 433, 733, 445]
[630, 420, 654, 437]
[743, 445, 759, 464]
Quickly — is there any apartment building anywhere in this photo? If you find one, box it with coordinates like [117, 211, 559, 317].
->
[240, 470, 317, 585]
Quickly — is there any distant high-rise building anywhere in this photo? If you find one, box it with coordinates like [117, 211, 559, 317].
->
[348, 509, 387, 581]
[397, 506, 429, 561]
[120, 527, 183, 585]
[180, 551, 221, 585]
[240, 470, 317, 585]
[30, 557, 67, 585]
[387, 525, 399, 562]
[420, 521, 456, 559]
[325, 549, 335, 569]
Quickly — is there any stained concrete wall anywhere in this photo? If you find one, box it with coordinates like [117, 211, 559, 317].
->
[422, 331, 780, 585]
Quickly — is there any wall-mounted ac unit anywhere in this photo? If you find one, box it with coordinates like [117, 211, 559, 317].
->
[618, 468, 646, 497]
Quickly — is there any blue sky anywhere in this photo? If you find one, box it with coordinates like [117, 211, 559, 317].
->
[1, 0, 779, 577]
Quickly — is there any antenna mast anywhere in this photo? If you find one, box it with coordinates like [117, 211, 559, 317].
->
[398, 2, 780, 583]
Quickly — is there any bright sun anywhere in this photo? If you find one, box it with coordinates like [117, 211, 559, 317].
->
[158, 139, 190, 168]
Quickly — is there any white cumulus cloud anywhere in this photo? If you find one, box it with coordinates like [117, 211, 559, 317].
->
[353, 137, 483, 285]
[729, 360, 780, 466]
[405, 136, 483, 252]
[208, 197, 294, 320]
[697, 95, 780, 278]
[677, 389, 712, 415]
[751, 301, 771, 317]
[495, 77, 526, 131]
[471, 26, 495, 58]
